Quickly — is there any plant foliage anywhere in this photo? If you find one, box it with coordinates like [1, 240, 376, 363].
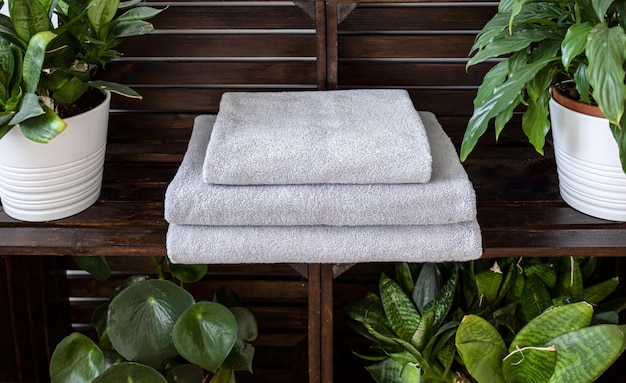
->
[461, 0, 626, 173]
[50, 256, 257, 383]
[344, 257, 626, 383]
[0, 0, 165, 143]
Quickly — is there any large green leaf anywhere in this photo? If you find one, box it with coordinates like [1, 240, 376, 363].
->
[556, 257, 584, 299]
[612, 112, 626, 173]
[168, 262, 207, 284]
[107, 279, 195, 369]
[0, 37, 13, 101]
[395, 262, 415, 297]
[89, 80, 142, 99]
[502, 346, 556, 383]
[561, 22, 593, 71]
[8, 0, 51, 43]
[172, 301, 238, 373]
[87, 0, 120, 34]
[110, 20, 154, 38]
[455, 314, 506, 383]
[209, 369, 236, 383]
[586, 23, 626, 125]
[116, 6, 166, 22]
[366, 357, 408, 383]
[50, 333, 105, 383]
[546, 325, 625, 383]
[509, 301, 594, 352]
[92, 362, 167, 383]
[380, 273, 421, 342]
[591, 0, 614, 22]
[423, 268, 458, 329]
[18, 103, 67, 143]
[475, 267, 503, 306]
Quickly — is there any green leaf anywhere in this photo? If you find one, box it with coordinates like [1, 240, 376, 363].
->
[395, 262, 415, 297]
[219, 307, 258, 372]
[584, 277, 619, 304]
[455, 314, 506, 383]
[561, 23, 593, 72]
[410, 309, 434, 352]
[52, 75, 90, 105]
[502, 346, 556, 383]
[166, 364, 204, 383]
[92, 362, 168, 383]
[107, 279, 195, 369]
[522, 65, 553, 152]
[50, 333, 105, 383]
[380, 273, 421, 342]
[18, 103, 67, 143]
[524, 263, 557, 289]
[467, 27, 556, 67]
[366, 357, 407, 383]
[72, 256, 111, 281]
[412, 263, 438, 314]
[90, 80, 142, 99]
[520, 275, 552, 322]
[10, 92, 44, 126]
[586, 23, 626, 125]
[116, 6, 165, 23]
[0, 112, 15, 140]
[87, 0, 120, 34]
[423, 268, 458, 329]
[509, 301, 594, 352]
[475, 267, 503, 306]
[612, 115, 626, 173]
[546, 325, 625, 383]
[461, 40, 560, 161]
[21, 30, 56, 93]
[591, 0, 614, 22]
[110, 20, 154, 38]
[556, 257, 584, 299]
[209, 369, 236, 383]
[8, 0, 51, 43]
[0, 37, 13, 101]
[169, 262, 207, 284]
[172, 301, 238, 373]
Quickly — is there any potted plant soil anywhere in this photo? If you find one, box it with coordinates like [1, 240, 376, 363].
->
[0, 0, 164, 221]
[460, 0, 626, 221]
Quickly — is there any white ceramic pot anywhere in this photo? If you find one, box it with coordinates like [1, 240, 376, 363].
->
[0, 91, 111, 221]
[549, 90, 626, 221]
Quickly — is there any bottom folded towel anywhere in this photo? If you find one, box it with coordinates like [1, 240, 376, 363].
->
[166, 221, 483, 264]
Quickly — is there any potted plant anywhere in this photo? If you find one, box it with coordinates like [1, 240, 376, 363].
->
[0, 0, 164, 221]
[460, 0, 626, 221]
[50, 257, 258, 383]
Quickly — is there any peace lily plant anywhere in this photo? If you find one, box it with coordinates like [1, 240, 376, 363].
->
[460, 0, 626, 172]
[0, 0, 164, 143]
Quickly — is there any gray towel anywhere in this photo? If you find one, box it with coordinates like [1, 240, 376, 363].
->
[202, 89, 432, 185]
[166, 221, 483, 264]
[165, 113, 476, 226]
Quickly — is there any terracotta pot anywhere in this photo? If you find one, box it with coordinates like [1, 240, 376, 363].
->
[549, 88, 626, 221]
[0, 91, 111, 221]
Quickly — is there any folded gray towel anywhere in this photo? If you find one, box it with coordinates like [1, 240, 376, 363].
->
[166, 221, 483, 264]
[165, 113, 476, 226]
[202, 89, 432, 185]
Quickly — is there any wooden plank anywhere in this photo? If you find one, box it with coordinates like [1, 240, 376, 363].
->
[118, 33, 317, 58]
[101, 61, 317, 86]
[339, 34, 476, 58]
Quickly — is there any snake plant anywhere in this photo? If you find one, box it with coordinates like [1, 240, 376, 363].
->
[344, 257, 626, 383]
[0, 0, 165, 143]
[461, 0, 626, 173]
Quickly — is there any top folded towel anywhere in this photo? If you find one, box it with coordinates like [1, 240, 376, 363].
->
[202, 89, 432, 185]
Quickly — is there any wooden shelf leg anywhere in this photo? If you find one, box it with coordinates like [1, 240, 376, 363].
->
[308, 263, 322, 383]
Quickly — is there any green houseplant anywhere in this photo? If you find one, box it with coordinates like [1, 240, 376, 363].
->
[0, 0, 164, 221]
[460, 0, 626, 221]
[50, 257, 258, 383]
[344, 257, 626, 383]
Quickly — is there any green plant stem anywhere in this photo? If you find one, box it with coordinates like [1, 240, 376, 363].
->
[150, 256, 166, 280]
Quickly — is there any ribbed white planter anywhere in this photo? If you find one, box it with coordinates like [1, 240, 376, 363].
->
[549, 90, 626, 221]
[0, 91, 111, 221]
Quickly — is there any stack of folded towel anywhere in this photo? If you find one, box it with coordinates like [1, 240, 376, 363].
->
[165, 89, 482, 264]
